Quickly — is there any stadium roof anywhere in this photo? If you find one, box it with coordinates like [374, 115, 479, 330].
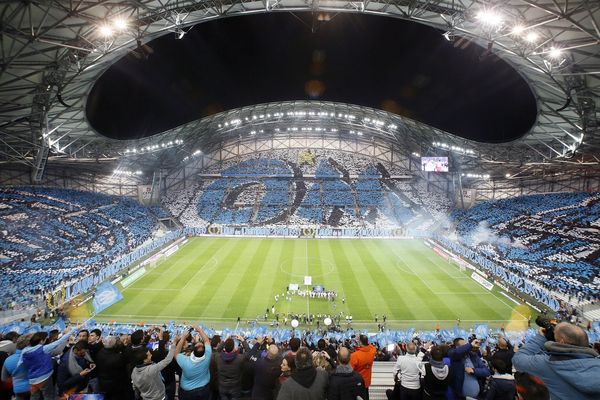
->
[1, 0, 599, 182]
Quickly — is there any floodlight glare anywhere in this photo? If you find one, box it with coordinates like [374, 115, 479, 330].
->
[98, 25, 114, 37]
[511, 25, 525, 35]
[113, 18, 127, 30]
[549, 47, 563, 58]
[476, 10, 503, 26]
[525, 32, 539, 43]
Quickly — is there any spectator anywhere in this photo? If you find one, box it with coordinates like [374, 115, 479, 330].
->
[448, 338, 490, 400]
[175, 325, 212, 400]
[0, 332, 19, 355]
[151, 330, 178, 400]
[87, 329, 103, 359]
[491, 337, 514, 373]
[216, 335, 249, 400]
[276, 354, 295, 396]
[390, 342, 421, 400]
[317, 339, 336, 369]
[1, 334, 32, 400]
[209, 335, 221, 400]
[514, 373, 549, 400]
[285, 337, 301, 358]
[95, 336, 128, 400]
[56, 340, 95, 397]
[512, 322, 600, 399]
[328, 346, 367, 400]
[252, 344, 281, 400]
[350, 335, 376, 398]
[131, 332, 185, 400]
[482, 356, 515, 400]
[419, 345, 449, 400]
[76, 330, 89, 344]
[276, 347, 328, 400]
[21, 327, 72, 400]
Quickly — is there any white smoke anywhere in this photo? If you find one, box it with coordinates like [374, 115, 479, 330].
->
[471, 220, 513, 247]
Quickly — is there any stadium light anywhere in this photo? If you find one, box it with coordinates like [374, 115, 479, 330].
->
[525, 32, 539, 43]
[549, 47, 563, 58]
[476, 10, 503, 27]
[98, 25, 114, 37]
[511, 25, 525, 35]
[113, 18, 127, 31]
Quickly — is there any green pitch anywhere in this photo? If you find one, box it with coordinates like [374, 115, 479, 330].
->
[91, 237, 532, 329]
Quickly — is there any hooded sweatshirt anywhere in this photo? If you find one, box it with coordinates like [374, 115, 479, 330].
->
[483, 373, 515, 400]
[513, 333, 600, 400]
[215, 343, 248, 394]
[276, 366, 328, 400]
[328, 364, 367, 400]
[131, 343, 176, 400]
[420, 360, 449, 399]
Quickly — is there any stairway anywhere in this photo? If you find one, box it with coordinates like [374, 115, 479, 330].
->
[369, 361, 395, 400]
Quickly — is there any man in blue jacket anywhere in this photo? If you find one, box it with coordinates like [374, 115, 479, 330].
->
[513, 322, 600, 400]
[448, 338, 491, 399]
[21, 326, 73, 400]
[1, 334, 32, 400]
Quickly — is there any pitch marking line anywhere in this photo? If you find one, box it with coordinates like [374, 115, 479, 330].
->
[424, 241, 527, 321]
[182, 257, 219, 291]
[391, 247, 520, 319]
[97, 314, 527, 324]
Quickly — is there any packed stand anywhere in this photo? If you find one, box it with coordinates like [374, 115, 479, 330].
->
[450, 193, 600, 300]
[163, 150, 451, 231]
[0, 318, 599, 400]
[0, 187, 159, 310]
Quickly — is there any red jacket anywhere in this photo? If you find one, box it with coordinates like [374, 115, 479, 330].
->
[350, 344, 376, 387]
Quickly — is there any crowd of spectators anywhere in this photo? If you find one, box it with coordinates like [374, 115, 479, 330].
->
[0, 187, 160, 310]
[0, 320, 598, 400]
[450, 193, 600, 300]
[162, 151, 451, 230]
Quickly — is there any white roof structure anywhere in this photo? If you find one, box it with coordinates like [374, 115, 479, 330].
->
[0, 0, 598, 182]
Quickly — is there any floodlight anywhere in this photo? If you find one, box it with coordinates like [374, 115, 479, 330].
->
[476, 10, 503, 26]
[549, 47, 562, 58]
[98, 25, 114, 37]
[525, 32, 539, 43]
[511, 25, 525, 35]
[113, 18, 127, 30]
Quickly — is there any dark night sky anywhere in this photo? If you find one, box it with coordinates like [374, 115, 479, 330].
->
[86, 13, 537, 143]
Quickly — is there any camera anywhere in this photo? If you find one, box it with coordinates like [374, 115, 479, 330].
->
[535, 315, 557, 341]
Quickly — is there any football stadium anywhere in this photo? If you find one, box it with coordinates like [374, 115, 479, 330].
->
[1, 1, 600, 399]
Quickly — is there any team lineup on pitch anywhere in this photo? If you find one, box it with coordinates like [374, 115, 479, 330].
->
[89, 237, 533, 329]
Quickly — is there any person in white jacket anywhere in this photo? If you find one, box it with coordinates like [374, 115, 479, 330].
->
[392, 342, 421, 400]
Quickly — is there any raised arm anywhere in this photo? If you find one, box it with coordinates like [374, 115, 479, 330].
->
[173, 332, 189, 359]
[44, 326, 73, 354]
[194, 324, 210, 345]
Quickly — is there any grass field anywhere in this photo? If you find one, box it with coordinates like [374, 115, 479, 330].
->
[89, 237, 533, 330]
